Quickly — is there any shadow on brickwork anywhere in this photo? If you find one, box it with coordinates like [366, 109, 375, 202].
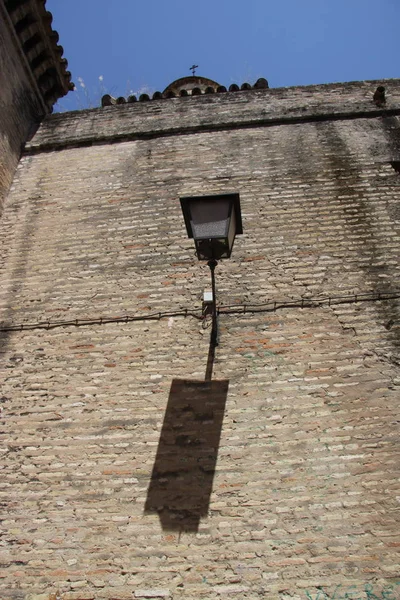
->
[0, 175, 42, 358]
[381, 115, 400, 159]
[317, 122, 400, 359]
[144, 377, 229, 532]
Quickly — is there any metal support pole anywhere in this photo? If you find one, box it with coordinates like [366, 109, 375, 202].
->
[207, 259, 218, 347]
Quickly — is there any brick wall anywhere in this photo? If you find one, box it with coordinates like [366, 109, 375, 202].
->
[26, 79, 400, 153]
[0, 82, 399, 600]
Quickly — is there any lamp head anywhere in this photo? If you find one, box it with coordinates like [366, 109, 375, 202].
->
[180, 193, 243, 260]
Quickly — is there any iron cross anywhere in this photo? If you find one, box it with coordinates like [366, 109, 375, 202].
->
[190, 65, 199, 76]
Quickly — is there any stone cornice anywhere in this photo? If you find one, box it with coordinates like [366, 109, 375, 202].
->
[2, 0, 73, 113]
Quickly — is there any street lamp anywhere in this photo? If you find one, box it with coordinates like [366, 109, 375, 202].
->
[180, 193, 243, 345]
[180, 193, 242, 261]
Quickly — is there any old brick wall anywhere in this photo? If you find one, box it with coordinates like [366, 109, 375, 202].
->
[25, 78, 400, 153]
[0, 82, 400, 600]
[0, 6, 43, 213]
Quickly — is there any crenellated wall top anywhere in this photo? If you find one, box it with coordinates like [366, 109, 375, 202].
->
[26, 78, 400, 153]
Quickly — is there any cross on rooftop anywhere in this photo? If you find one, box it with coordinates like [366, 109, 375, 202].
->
[190, 64, 199, 76]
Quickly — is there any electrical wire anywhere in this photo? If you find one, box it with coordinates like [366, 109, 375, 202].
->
[0, 289, 399, 334]
[218, 289, 400, 314]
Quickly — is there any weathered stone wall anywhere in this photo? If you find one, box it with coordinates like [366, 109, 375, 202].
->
[0, 6, 43, 213]
[0, 82, 400, 600]
[26, 79, 400, 153]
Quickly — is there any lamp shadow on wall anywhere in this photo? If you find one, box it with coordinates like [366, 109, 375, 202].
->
[144, 374, 229, 533]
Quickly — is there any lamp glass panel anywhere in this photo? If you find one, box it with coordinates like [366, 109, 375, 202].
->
[227, 206, 237, 254]
[195, 238, 230, 260]
[189, 198, 231, 240]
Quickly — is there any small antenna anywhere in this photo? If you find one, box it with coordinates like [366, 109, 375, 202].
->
[190, 64, 199, 76]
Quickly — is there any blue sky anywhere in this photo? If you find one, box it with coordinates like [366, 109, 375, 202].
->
[48, 0, 400, 112]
